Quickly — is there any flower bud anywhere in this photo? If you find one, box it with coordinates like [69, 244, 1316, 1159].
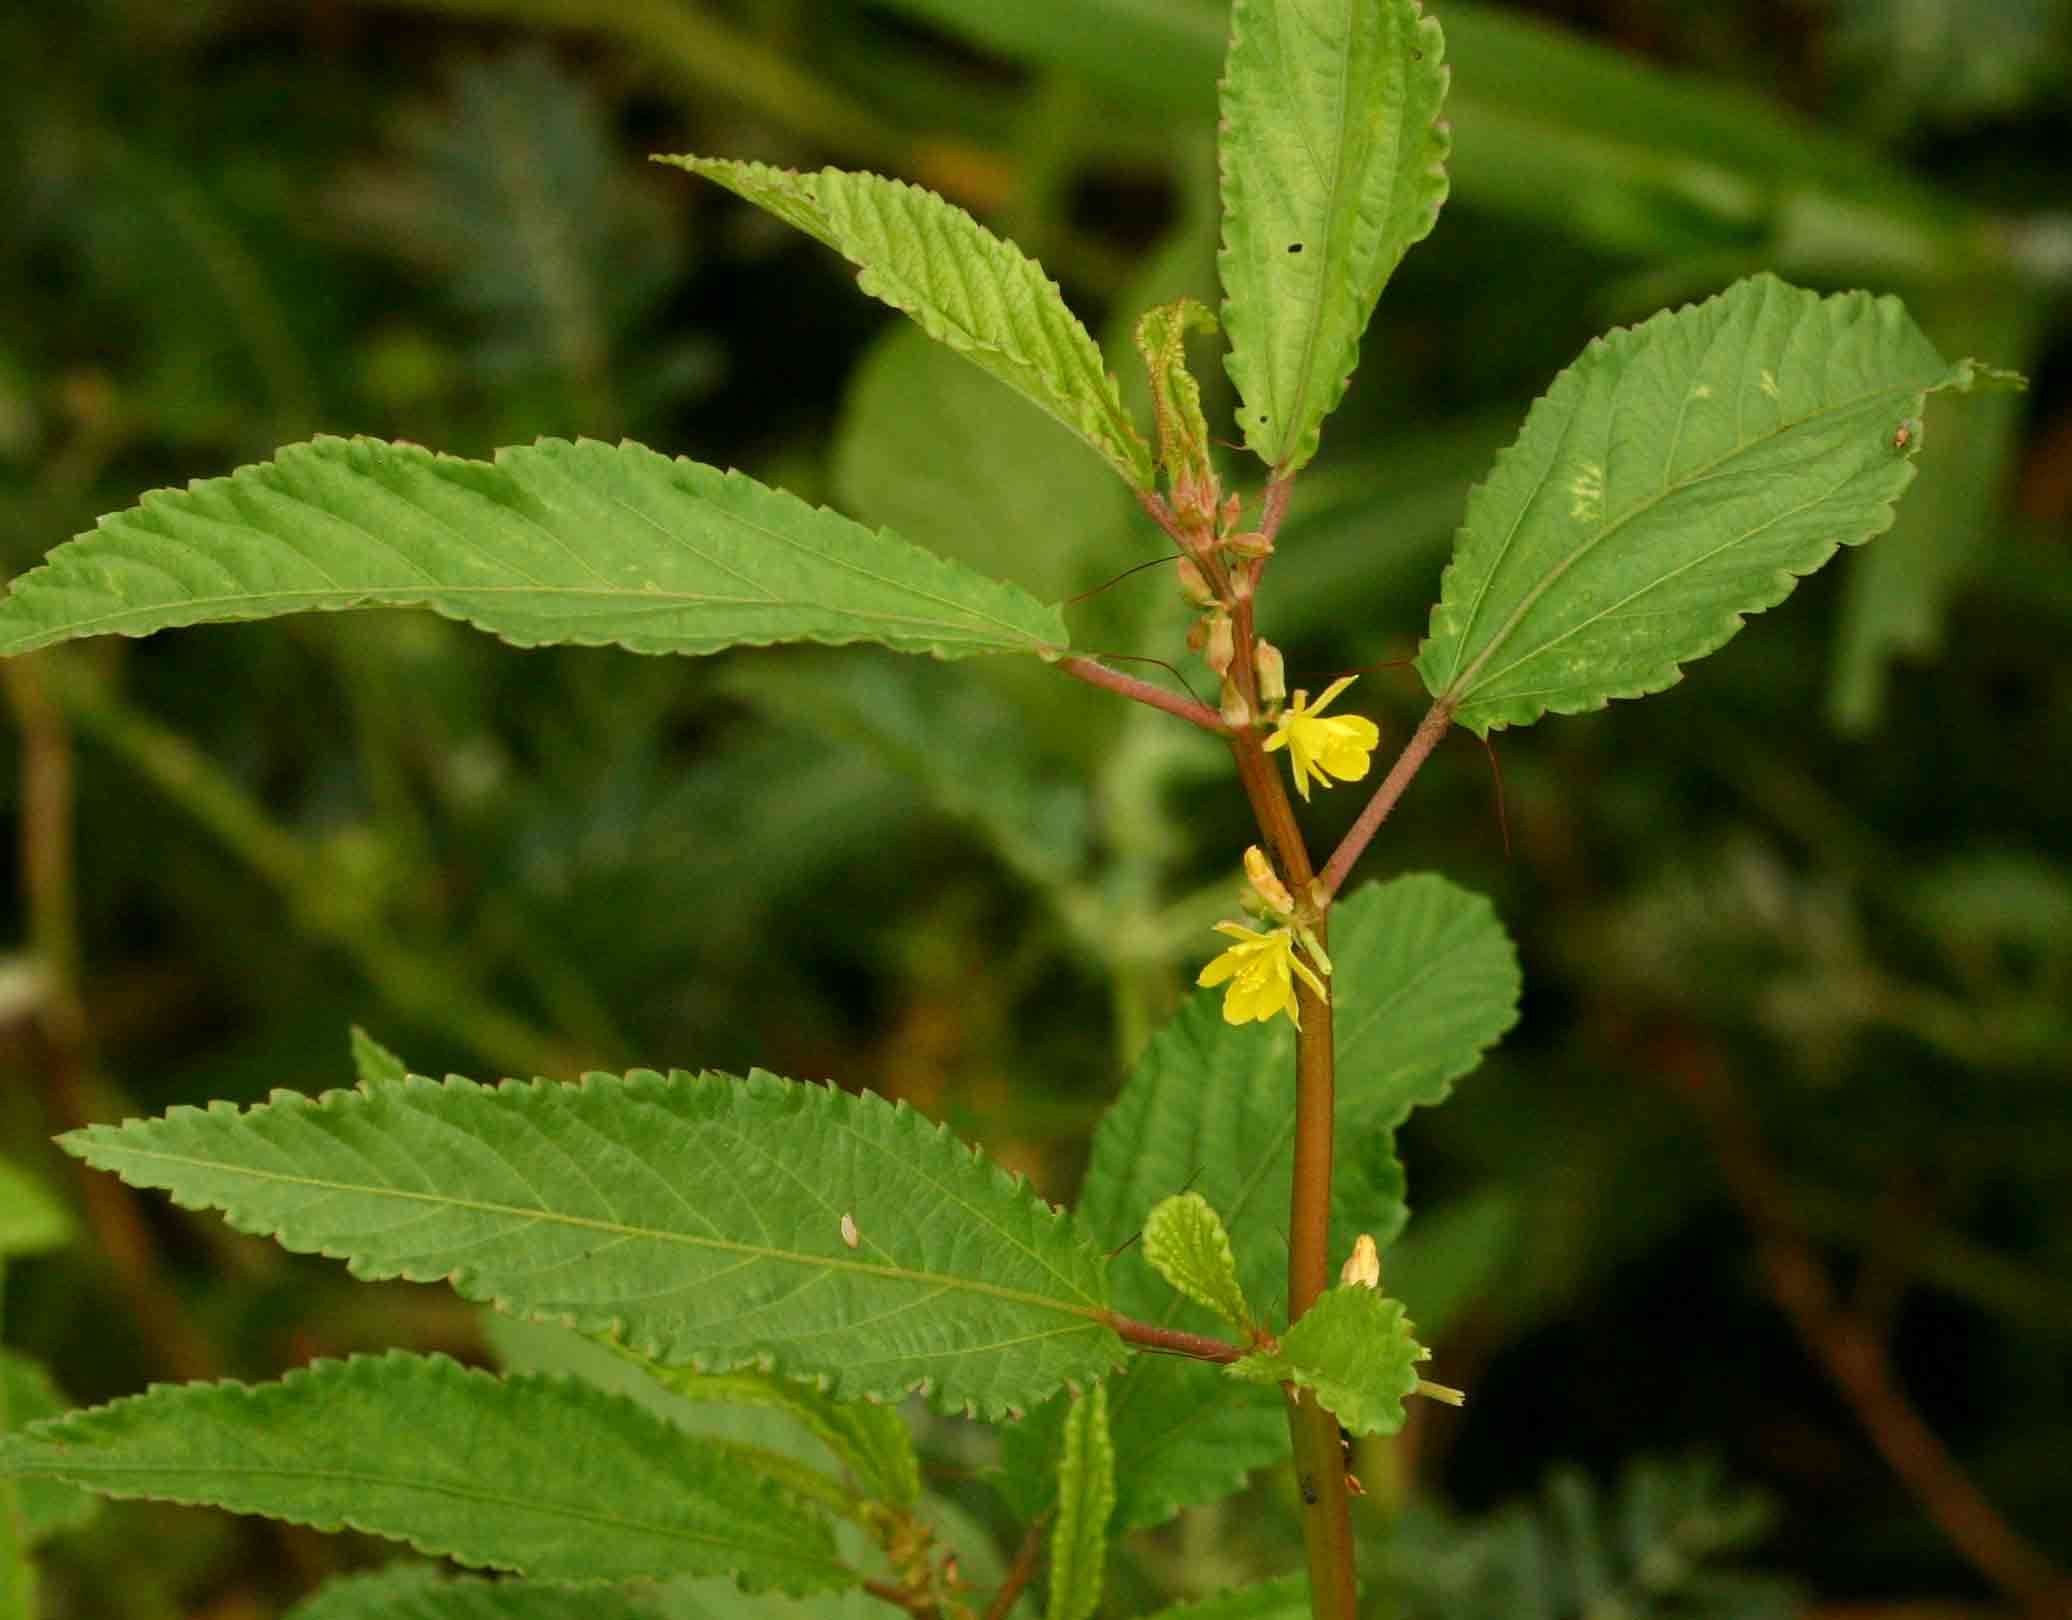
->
[1219, 675, 1253, 730]
[1339, 1233, 1381, 1290]
[1201, 612, 1236, 676]
[1243, 845, 1294, 917]
[1175, 556, 1215, 608]
[1253, 639, 1286, 707]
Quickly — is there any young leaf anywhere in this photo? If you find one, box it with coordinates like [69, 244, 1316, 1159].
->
[349, 1026, 409, 1088]
[1219, 0, 1450, 474]
[1134, 298, 1220, 497]
[57, 1071, 1121, 1419]
[1047, 1383, 1115, 1620]
[661, 157, 1155, 491]
[636, 1364, 920, 1509]
[0, 437, 1066, 662]
[1227, 1287, 1424, 1436]
[1414, 273, 2025, 735]
[0, 1352, 853, 1591]
[1140, 1192, 1250, 1332]
[284, 1564, 657, 1620]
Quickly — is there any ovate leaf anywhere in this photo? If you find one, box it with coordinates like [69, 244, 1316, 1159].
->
[662, 157, 1154, 490]
[1414, 274, 2023, 734]
[1219, 0, 1450, 473]
[1062, 875, 1519, 1528]
[1047, 1383, 1115, 1620]
[0, 437, 1065, 661]
[0, 1352, 852, 1591]
[1141, 1192, 1250, 1332]
[285, 1564, 656, 1619]
[57, 1072, 1122, 1418]
[1227, 1288, 1423, 1437]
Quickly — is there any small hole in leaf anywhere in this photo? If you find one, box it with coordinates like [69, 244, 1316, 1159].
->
[1288, 242, 1304, 254]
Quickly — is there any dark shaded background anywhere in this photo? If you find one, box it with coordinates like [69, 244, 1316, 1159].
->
[2, 2, 2068, 1616]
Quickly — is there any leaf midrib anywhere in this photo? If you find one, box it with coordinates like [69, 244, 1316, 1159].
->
[1442, 371, 1923, 704]
[84, 1142, 1111, 1326]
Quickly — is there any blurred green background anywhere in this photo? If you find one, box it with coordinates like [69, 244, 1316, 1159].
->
[2, 1, 2068, 1616]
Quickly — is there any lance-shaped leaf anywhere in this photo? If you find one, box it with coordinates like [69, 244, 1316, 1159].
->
[1053, 875, 1519, 1529]
[0, 1352, 852, 1591]
[1047, 1383, 1115, 1620]
[285, 1564, 656, 1619]
[57, 1071, 1123, 1419]
[638, 1364, 919, 1508]
[1219, 0, 1450, 474]
[1415, 274, 2024, 735]
[0, 436, 1066, 662]
[1141, 1192, 1250, 1332]
[662, 157, 1154, 490]
[1227, 1288, 1424, 1437]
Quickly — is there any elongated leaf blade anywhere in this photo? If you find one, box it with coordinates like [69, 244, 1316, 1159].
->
[1054, 875, 1519, 1529]
[1415, 274, 2018, 734]
[1219, 0, 1450, 473]
[663, 157, 1154, 490]
[58, 1072, 1122, 1418]
[1228, 1287, 1423, 1436]
[0, 437, 1066, 661]
[0, 1353, 851, 1591]
[1047, 1383, 1115, 1620]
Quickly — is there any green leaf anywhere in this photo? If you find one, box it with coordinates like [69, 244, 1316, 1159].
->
[0, 1159, 73, 1259]
[285, 1564, 656, 1620]
[1136, 1575, 1313, 1620]
[637, 1365, 919, 1509]
[0, 1352, 852, 1591]
[1218, 0, 1450, 473]
[1, 1351, 99, 1546]
[1227, 1287, 1423, 1436]
[1056, 875, 1519, 1529]
[1134, 298, 1219, 496]
[1413, 274, 2021, 735]
[1046, 1383, 1114, 1620]
[349, 1026, 409, 1088]
[57, 1071, 1122, 1419]
[661, 157, 1154, 490]
[0, 436, 1066, 662]
[1088, 875, 1521, 1323]
[1140, 1192, 1250, 1332]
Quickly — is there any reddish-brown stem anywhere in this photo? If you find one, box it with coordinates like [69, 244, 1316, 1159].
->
[1315, 698, 1455, 901]
[1678, 1052, 2071, 1616]
[983, 1519, 1049, 1620]
[1104, 1311, 1245, 1364]
[1054, 655, 1229, 735]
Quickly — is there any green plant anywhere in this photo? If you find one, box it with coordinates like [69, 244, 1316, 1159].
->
[0, 2, 2020, 1619]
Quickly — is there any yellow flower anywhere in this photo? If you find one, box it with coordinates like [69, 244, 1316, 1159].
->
[1197, 921, 1328, 1029]
[1264, 675, 1379, 801]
